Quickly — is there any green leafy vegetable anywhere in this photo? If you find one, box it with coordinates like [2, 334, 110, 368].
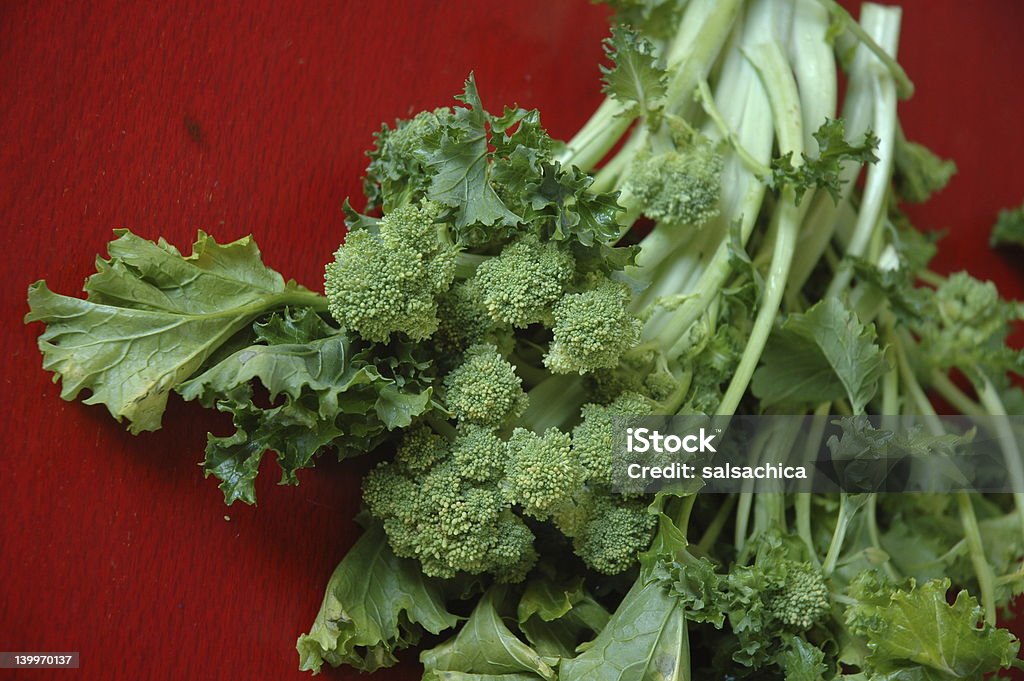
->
[26, 2, 1024, 680]
[771, 118, 880, 203]
[26, 230, 324, 433]
[752, 297, 888, 413]
[846, 573, 1020, 679]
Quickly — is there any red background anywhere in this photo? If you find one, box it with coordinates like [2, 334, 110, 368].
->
[1, 2, 1022, 680]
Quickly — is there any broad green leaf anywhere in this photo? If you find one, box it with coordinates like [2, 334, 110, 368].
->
[179, 334, 356, 419]
[752, 297, 887, 414]
[26, 230, 321, 433]
[297, 520, 459, 674]
[517, 576, 585, 623]
[517, 576, 609, 661]
[519, 596, 610, 661]
[423, 673, 543, 681]
[421, 587, 556, 681]
[558, 576, 688, 681]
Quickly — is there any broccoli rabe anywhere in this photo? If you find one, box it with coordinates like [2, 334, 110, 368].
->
[473, 234, 576, 328]
[626, 140, 724, 227]
[545, 278, 642, 374]
[324, 201, 456, 342]
[565, 494, 657, 575]
[572, 392, 651, 487]
[31, 12, 1024, 680]
[434, 279, 508, 357]
[505, 427, 579, 520]
[362, 426, 537, 582]
[442, 344, 528, 427]
[764, 560, 830, 630]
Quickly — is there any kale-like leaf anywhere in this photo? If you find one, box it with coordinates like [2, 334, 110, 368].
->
[752, 297, 888, 414]
[25, 230, 323, 433]
[600, 27, 667, 116]
[417, 74, 522, 234]
[771, 118, 880, 204]
[846, 572, 1020, 679]
[420, 587, 556, 681]
[179, 307, 434, 504]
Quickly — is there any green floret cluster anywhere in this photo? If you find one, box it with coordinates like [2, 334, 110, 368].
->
[765, 560, 831, 630]
[442, 344, 527, 427]
[546, 278, 641, 374]
[626, 140, 724, 227]
[360, 341, 657, 582]
[362, 424, 537, 583]
[505, 427, 578, 519]
[474, 234, 575, 328]
[324, 201, 456, 342]
[563, 494, 656, 575]
[572, 391, 651, 486]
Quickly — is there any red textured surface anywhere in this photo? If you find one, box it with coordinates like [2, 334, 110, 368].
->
[1, 2, 1022, 680]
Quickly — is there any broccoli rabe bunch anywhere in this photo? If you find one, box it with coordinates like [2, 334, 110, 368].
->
[362, 344, 658, 581]
[326, 206, 641, 374]
[322, 78, 682, 586]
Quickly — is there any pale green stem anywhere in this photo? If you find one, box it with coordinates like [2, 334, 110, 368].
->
[717, 42, 804, 417]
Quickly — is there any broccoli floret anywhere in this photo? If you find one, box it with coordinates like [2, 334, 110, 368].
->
[505, 427, 579, 519]
[451, 425, 508, 483]
[443, 344, 528, 427]
[765, 560, 830, 630]
[544, 278, 642, 374]
[394, 424, 448, 475]
[324, 202, 456, 342]
[626, 140, 723, 227]
[362, 461, 419, 523]
[473, 234, 575, 328]
[570, 495, 657, 575]
[362, 428, 536, 582]
[434, 280, 511, 359]
[488, 511, 539, 583]
[572, 391, 651, 487]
